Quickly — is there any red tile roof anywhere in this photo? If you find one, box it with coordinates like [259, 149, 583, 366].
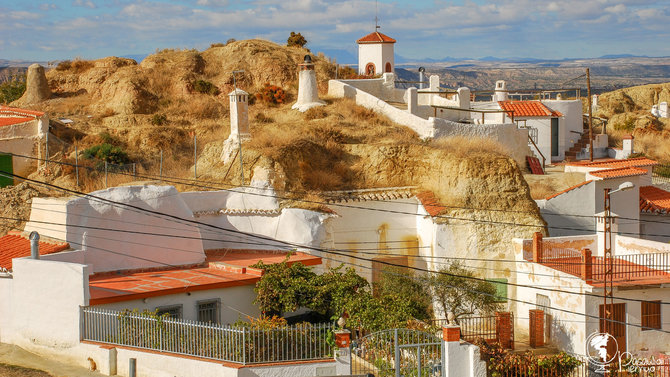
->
[640, 185, 670, 215]
[568, 157, 658, 169]
[89, 250, 322, 305]
[588, 166, 647, 179]
[416, 191, 444, 217]
[498, 101, 563, 118]
[545, 180, 592, 200]
[357, 31, 396, 44]
[0, 117, 33, 127]
[0, 106, 45, 117]
[0, 231, 70, 270]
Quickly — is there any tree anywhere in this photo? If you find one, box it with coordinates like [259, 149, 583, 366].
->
[287, 32, 307, 48]
[252, 256, 318, 315]
[0, 75, 26, 104]
[429, 262, 503, 323]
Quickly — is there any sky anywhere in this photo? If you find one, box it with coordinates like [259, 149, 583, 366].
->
[1, 0, 669, 63]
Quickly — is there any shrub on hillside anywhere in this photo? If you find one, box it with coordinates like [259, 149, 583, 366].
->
[192, 79, 219, 95]
[0, 75, 26, 104]
[255, 83, 286, 105]
[56, 60, 72, 71]
[210, 43, 225, 48]
[83, 143, 130, 165]
[151, 113, 168, 126]
[287, 32, 307, 48]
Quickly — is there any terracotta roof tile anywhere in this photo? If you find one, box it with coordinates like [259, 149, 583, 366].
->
[89, 250, 322, 305]
[499, 101, 563, 118]
[568, 157, 658, 169]
[415, 191, 444, 217]
[0, 232, 70, 270]
[588, 166, 647, 179]
[357, 31, 396, 44]
[0, 117, 33, 127]
[640, 185, 670, 215]
[0, 105, 45, 117]
[545, 180, 593, 200]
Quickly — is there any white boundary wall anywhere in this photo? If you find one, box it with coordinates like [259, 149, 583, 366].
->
[328, 79, 531, 165]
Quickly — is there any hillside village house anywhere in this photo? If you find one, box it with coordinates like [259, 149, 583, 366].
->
[0, 105, 48, 187]
[537, 157, 670, 242]
[512, 229, 670, 358]
[357, 30, 396, 76]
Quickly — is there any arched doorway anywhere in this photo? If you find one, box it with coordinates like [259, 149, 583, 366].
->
[385, 62, 392, 72]
[365, 62, 375, 75]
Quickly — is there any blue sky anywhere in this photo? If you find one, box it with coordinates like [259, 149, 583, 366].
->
[1, 0, 669, 62]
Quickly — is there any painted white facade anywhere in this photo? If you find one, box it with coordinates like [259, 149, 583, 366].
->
[512, 235, 670, 357]
[358, 41, 394, 76]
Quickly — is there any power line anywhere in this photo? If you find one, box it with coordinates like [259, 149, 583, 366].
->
[7, 151, 670, 229]
[5, 172, 670, 309]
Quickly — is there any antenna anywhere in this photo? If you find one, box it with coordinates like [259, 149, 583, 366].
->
[375, 0, 380, 30]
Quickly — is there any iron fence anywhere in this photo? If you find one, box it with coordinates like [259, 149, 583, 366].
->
[80, 306, 334, 364]
[653, 164, 670, 185]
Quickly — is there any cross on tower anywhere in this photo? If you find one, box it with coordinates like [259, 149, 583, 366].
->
[375, 0, 380, 29]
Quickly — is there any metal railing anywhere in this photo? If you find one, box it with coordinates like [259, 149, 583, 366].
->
[80, 307, 334, 364]
[431, 312, 514, 348]
[540, 248, 583, 277]
[653, 164, 670, 185]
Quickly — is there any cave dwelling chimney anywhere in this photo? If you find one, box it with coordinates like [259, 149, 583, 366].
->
[494, 80, 508, 102]
[622, 134, 634, 156]
[292, 55, 325, 112]
[229, 88, 250, 141]
[29, 231, 40, 259]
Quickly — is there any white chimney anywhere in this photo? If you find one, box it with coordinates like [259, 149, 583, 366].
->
[622, 134, 634, 156]
[494, 80, 508, 102]
[229, 88, 250, 141]
[292, 55, 325, 112]
[660, 102, 668, 118]
[595, 212, 619, 257]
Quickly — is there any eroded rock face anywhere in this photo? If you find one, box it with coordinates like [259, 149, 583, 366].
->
[13, 64, 50, 105]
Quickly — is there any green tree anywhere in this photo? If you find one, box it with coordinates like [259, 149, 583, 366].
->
[287, 31, 307, 48]
[0, 75, 26, 104]
[252, 257, 318, 315]
[429, 262, 503, 323]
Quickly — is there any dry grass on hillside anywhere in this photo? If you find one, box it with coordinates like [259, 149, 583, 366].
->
[525, 172, 586, 200]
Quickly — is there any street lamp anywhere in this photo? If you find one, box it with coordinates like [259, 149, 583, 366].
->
[602, 181, 634, 344]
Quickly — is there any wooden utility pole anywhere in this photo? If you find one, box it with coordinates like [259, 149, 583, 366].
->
[587, 68, 594, 162]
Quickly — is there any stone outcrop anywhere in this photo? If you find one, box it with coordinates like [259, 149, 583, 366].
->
[13, 64, 50, 105]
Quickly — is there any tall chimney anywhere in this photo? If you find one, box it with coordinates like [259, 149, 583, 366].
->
[29, 231, 40, 259]
[292, 55, 325, 112]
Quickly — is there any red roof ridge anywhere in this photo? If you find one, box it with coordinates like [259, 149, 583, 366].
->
[545, 180, 593, 201]
[0, 105, 45, 117]
[589, 166, 647, 179]
[357, 31, 396, 44]
[639, 185, 670, 215]
[498, 100, 563, 118]
[571, 157, 658, 169]
[415, 191, 445, 217]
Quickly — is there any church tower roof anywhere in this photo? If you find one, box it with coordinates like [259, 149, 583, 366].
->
[356, 31, 396, 44]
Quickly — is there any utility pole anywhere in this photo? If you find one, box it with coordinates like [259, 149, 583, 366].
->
[587, 68, 594, 162]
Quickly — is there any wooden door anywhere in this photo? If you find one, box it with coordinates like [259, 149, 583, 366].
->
[599, 303, 626, 357]
[551, 118, 559, 156]
[0, 154, 13, 188]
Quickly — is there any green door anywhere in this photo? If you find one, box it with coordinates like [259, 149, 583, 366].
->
[551, 118, 559, 156]
[0, 154, 13, 188]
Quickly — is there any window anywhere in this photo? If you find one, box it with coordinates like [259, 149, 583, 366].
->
[365, 63, 376, 75]
[156, 305, 183, 319]
[641, 301, 661, 330]
[385, 62, 392, 73]
[197, 299, 220, 324]
[490, 278, 508, 303]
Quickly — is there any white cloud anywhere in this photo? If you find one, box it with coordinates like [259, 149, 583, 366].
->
[196, 0, 229, 6]
[72, 0, 96, 9]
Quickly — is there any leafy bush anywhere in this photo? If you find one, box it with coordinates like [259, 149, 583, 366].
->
[0, 75, 26, 104]
[615, 116, 636, 131]
[476, 339, 581, 377]
[192, 79, 219, 95]
[151, 113, 168, 126]
[210, 43, 225, 48]
[82, 143, 130, 164]
[56, 59, 93, 73]
[226, 38, 236, 45]
[56, 60, 72, 71]
[287, 31, 307, 48]
[255, 83, 286, 105]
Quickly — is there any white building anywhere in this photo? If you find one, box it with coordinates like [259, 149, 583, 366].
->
[357, 30, 396, 76]
[538, 157, 670, 242]
[512, 230, 670, 358]
[0, 105, 49, 186]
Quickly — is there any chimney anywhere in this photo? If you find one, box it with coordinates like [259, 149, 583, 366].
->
[596, 212, 618, 256]
[292, 55, 325, 112]
[660, 102, 668, 118]
[29, 231, 40, 259]
[494, 80, 508, 102]
[622, 134, 634, 157]
[229, 88, 250, 141]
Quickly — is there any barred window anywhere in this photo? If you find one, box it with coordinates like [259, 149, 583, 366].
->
[641, 301, 661, 331]
[197, 299, 220, 324]
[156, 305, 182, 319]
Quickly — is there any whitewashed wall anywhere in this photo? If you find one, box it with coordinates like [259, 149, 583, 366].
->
[639, 214, 670, 243]
[26, 185, 206, 273]
[95, 285, 260, 326]
[540, 181, 595, 237]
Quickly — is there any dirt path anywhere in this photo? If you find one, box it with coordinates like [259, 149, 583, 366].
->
[0, 344, 102, 377]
